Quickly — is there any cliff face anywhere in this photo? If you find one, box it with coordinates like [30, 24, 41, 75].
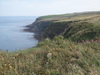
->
[25, 20, 53, 33]
[25, 11, 100, 41]
[42, 21, 74, 39]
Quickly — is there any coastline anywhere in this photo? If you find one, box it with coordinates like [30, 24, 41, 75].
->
[23, 26, 43, 42]
[23, 11, 100, 42]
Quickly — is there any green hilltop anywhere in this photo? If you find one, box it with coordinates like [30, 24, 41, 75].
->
[36, 11, 100, 21]
[0, 11, 100, 75]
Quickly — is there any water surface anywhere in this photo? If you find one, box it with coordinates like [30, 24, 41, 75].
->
[0, 16, 38, 51]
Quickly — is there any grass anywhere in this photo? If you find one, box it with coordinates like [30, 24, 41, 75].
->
[0, 36, 100, 75]
[36, 11, 100, 22]
[64, 22, 100, 41]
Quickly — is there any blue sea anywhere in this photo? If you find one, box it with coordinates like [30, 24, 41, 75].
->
[0, 16, 38, 51]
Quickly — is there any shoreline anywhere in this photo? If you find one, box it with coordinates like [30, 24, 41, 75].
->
[23, 26, 43, 42]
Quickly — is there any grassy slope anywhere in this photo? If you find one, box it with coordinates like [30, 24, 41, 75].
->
[0, 11, 100, 75]
[0, 36, 100, 75]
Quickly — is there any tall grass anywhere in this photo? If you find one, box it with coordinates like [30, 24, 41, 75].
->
[0, 36, 100, 75]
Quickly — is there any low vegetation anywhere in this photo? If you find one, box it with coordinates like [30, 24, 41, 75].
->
[64, 22, 100, 41]
[0, 36, 100, 75]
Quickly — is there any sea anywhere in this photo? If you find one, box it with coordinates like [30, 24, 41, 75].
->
[0, 16, 38, 52]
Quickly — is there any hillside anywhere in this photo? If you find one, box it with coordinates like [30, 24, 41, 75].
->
[26, 11, 100, 42]
[0, 36, 100, 75]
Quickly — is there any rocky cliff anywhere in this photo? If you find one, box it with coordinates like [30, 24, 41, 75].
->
[25, 11, 100, 41]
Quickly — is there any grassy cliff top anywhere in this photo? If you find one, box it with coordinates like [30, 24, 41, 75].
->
[36, 11, 100, 22]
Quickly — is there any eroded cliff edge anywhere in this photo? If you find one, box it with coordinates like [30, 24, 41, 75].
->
[24, 11, 100, 41]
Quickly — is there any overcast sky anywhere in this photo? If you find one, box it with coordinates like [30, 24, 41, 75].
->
[0, 0, 100, 16]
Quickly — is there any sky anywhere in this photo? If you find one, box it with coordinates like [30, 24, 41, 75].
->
[0, 0, 100, 16]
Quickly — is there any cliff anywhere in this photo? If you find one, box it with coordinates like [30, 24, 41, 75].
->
[25, 11, 100, 41]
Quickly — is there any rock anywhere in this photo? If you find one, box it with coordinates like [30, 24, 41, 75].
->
[47, 53, 52, 59]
